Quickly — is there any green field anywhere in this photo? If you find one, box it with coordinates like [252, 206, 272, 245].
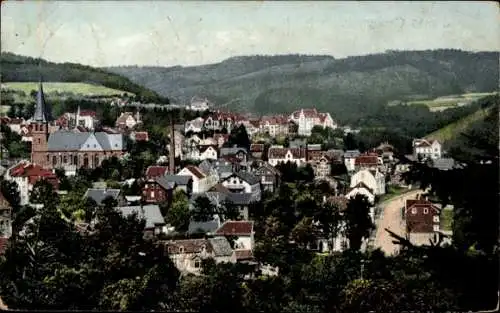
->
[2, 82, 132, 97]
[391, 92, 497, 109]
[425, 106, 492, 143]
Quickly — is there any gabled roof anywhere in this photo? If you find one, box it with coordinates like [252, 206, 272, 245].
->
[208, 237, 233, 257]
[198, 160, 215, 176]
[268, 147, 306, 159]
[146, 166, 169, 178]
[182, 165, 206, 179]
[165, 238, 211, 254]
[47, 131, 124, 152]
[226, 192, 258, 205]
[405, 199, 440, 214]
[154, 177, 176, 190]
[215, 220, 253, 236]
[233, 249, 254, 261]
[164, 175, 192, 186]
[83, 188, 122, 206]
[224, 171, 260, 185]
[255, 162, 281, 175]
[220, 147, 248, 156]
[344, 150, 361, 158]
[116, 204, 165, 229]
[355, 155, 379, 166]
[250, 143, 264, 153]
[349, 182, 374, 194]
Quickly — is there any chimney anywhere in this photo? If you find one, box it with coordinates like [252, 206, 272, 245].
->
[169, 113, 175, 175]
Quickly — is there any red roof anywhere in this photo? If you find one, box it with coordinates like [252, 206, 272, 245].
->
[134, 131, 149, 141]
[291, 108, 320, 119]
[355, 155, 379, 166]
[268, 147, 306, 159]
[234, 249, 254, 261]
[250, 144, 264, 153]
[184, 165, 206, 179]
[215, 221, 253, 236]
[79, 110, 96, 117]
[0, 237, 8, 255]
[146, 166, 168, 178]
[9, 162, 59, 189]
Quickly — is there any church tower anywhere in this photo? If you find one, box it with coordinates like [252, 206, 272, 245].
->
[31, 80, 53, 167]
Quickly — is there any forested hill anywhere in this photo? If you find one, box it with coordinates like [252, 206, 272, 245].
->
[0, 52, 169, 103]
[107, 49, 498, 123]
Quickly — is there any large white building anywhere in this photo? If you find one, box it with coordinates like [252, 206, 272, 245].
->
[289, 108, 337, 136]
[413, 139, 442, 160]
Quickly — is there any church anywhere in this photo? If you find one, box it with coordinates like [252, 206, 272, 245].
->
[31, 81, 126, 173]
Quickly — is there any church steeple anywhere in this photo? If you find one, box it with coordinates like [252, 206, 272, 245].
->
[33, 79, 52, 123]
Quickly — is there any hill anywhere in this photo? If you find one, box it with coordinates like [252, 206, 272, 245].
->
[2, 82, 131, 99]
[106, 50, 498, 124]
[0, 52, 168, 103]
[425, 94, 499, 146]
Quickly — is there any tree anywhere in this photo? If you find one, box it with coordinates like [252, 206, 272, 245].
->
[290, 217, 318, 248]
[343, 194, 374, 251]
[225, 124, 251, 150]
[165, 191, 191, 232]
[219, 200, 241, 221]
[191, 195, 215, 222]
[30, 179, 58, 208]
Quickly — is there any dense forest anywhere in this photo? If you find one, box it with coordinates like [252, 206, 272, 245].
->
[0, 52, 169, 104]
[107, 49, 499, 124]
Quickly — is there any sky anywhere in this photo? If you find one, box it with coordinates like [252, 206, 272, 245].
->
[1, 1, 499, 67]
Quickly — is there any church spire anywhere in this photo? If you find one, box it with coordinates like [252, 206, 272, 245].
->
[33, 79, 52, 123]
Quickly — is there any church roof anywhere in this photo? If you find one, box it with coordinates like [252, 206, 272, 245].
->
[47, 131, 125, 152]
[33, 81, 53, 123]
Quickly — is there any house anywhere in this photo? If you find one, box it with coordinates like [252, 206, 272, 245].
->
[142, 176, 175, 203]
[192, 190, 258, 221]
[221, 172, 260, 197]
[240, 120, 260, 138]
[163, 237, 233, 274]
[30, 82, 125, 172]
[5, 161, 59, 205]
[213, 133, 229, 148]
[162, 175, 193, 194]
[116, 204, 167, 237]
[177, 165, 216, 193]
[184, 117, 204, 133]
[188, 97, 211, 111]
[259, 115, 289, 137]
[350, 169, 386, 195]
[145, 165, 169, 180]
[215, 220, 255, 250]
[346, 182, 375, 204]
[83, 188, 126, 206]
[429, 158, 459, 171]
[289, 108, 337, 136]
[267, 146, 307, 167]
[0, 191, 12, 238]
[253, 162, 281, 193]
[115, 111, 141, 129]
[130, 131, 149, 142]
[404, 198, 441, 246]
[373, 142, 395, 163]
[197, 145, 219, 161]
[220, 146, 249, 164]
[307, 151, 332, 179]
[413, 139, 442, 160]
[250, 143, 265, 159]
[343, 150, 360, 172]
[75, 109, 98, 130]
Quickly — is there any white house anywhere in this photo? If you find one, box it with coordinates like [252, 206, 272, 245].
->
[185, 145, 218, 161]
[267, 146, 307, 167]
[346, 182, 376, 204]
[184, 117, 204, 133]
[189, 97, 211, 112]
[116, 111, 141, 129]
[215, 220, 255, 250]
[177, 165, 217, 193]
[221, 172, 261, 198]
[413, 139, 442, 160]
[350, 169, 386, 195]
[289, 108, 337, 136]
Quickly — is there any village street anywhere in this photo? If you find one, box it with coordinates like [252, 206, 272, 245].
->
[372, 189, 423, 255]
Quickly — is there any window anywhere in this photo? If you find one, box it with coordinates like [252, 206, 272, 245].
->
[38, 138, 41, 144]
[411, 207, 417, 215]
[63, 155, 67, 164]
[151, 191, 155, 198]
[73, 156, 78, 166]
[179, 246, 184, 253]
[433, 216, 440, 223]
[433, 225, 440, 232]
[423, 208, 429, 214]
[46, 155, 50, 162]
[52, 156, 57, 166]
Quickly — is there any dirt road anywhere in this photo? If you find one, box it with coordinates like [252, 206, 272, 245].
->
[372, 190, 422, 256]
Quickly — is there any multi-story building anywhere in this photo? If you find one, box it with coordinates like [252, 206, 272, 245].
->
[289, 108, 337, 136]
[259, 115, 289, 137]
[413, 139, 442, 160]
[30, 82, 126, 173]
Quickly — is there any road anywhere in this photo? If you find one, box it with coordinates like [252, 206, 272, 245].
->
[372, 189, 422, 256]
